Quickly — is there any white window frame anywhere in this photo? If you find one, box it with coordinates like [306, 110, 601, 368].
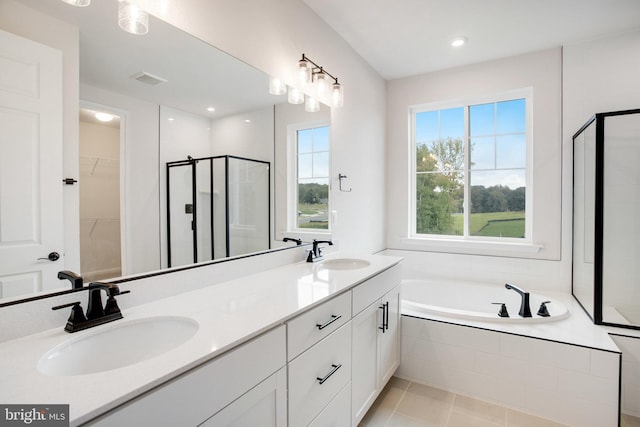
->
[286, 120, 332, 238]
[407, 88, 538, 254]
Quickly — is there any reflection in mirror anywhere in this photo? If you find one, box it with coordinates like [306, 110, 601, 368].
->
[1, 0, 329, 304]
[79, 107, 123, 281]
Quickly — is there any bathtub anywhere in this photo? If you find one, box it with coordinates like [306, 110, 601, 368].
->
[401, 279, 569, 323]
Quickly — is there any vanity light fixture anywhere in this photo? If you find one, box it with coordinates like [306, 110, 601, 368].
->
[60, 0, 91, 6]
[292, 54, 344, 109]
[268, 76, 287, 95]
[118, 0, 149, 35]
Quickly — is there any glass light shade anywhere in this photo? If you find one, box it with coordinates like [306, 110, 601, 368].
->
[314, 72, 328, 97]
[61, 0, 91, 6]
[118, 1, 149, 35]
[288, 87, 304, 104]
[268, 76, 287, 95]
[305, 96, 320, 113]
[298, 59, 311, 84]
[331, 82, 344, 108]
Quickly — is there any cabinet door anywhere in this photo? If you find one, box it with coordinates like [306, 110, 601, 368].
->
[200, 367, 286, 427]
[351, 300, 382, 425]
[378, 285, 400, 385]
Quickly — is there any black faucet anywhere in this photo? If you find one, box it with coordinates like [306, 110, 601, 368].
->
[52, 282, 130, 333]
[505, 283, 532, 317]
[283, 237, 302, 246]
[57, 270, 83, 290]
[307, 239, 333, 262]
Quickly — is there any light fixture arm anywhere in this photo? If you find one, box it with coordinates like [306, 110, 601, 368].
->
[301, 54, 339, 84]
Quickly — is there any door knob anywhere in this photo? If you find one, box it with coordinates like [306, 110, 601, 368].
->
[38, 252, 60, 262]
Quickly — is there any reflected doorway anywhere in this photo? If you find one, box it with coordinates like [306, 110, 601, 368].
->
[79, 106, 123, 281]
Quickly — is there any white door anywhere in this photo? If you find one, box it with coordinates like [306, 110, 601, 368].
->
[0, 29, 64, 299]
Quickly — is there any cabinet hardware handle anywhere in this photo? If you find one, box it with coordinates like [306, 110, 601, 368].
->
[316, 314, 342, 330]
[384, 301, 389, 331]
[316, 364, 342, 385]
[378, 304, 387, 333]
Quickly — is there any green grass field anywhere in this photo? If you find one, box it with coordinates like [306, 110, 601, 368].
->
[452, 211, 525, 237]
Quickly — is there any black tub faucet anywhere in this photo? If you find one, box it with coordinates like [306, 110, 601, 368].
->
[307, 239, 333, 262]
[505, 283, 532, 317]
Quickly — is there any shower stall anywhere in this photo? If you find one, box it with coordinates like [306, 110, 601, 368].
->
[573, 108, 640, 330]
[166, 155, 270, 267]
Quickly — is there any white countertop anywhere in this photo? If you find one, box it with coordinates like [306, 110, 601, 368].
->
[0, 254, 402, 426]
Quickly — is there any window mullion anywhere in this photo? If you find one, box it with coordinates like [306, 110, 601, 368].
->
[463, 106, 470, 237]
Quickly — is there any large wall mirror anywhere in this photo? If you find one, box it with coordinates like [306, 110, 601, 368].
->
[0, 0, 330, 304]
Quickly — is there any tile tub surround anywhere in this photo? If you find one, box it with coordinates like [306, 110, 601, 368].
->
[0, 254, 402, 425]
[397, 314, 620, 427]
[611, 334, 640, 419]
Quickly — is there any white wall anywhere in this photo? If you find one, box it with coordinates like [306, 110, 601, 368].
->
[143, 0, 387, 254]
[385, 48, 565, 292]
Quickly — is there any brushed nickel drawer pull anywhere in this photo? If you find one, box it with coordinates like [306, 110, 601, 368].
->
[317, 364, 342, 385]
[316, 314, 342, 330]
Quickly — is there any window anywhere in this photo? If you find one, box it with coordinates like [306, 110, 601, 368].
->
[411, 89, 531, 241]
[294, 124, 330, 230]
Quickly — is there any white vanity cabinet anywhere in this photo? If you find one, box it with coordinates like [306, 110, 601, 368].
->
[85, 326, 286, 427]
[286, 291, 352, 427]
[351, 265, 401, 426]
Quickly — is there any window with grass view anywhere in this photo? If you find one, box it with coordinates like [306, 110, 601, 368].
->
[296, 125, 330, 230]
[412, 93, 529, 240]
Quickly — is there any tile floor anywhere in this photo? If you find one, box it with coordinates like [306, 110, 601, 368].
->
[360, 377, 640, 427]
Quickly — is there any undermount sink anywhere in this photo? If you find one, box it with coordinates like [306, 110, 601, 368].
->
[38, 316, 199, 376]
[319, 258, 371, 270]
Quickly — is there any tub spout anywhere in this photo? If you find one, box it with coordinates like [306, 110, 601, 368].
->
[505, 283, 532, 318]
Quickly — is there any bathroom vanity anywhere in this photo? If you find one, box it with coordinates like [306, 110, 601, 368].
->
[0, 254, 402, 426]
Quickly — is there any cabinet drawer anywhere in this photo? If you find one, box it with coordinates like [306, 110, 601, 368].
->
[287, 291, 351, 360]
[352, 264, 401, 316]
[308, 382, 351, 427]
[88, 326, 286, 427]
[288, 322, 351, 427]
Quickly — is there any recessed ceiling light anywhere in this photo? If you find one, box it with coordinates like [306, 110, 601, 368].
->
[207, 107, 215, 112]
[451, 36, 468, 47]
[95, 112, 114, 122]
[244, 119, 251, 123]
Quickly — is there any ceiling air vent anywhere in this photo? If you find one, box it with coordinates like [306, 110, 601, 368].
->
[130, 72, 167, 85]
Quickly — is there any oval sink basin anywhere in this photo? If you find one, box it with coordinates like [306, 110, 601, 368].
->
[319, 258, 371, 270]
[38, 316, 199, 376]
